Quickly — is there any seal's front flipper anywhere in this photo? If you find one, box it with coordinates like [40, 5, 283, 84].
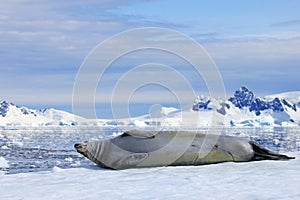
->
[250, 141, 295, 161]
[121, 130, 156, 139]
[112, 153, 149, 170]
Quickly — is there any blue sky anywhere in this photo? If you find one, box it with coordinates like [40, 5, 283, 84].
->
[1, 0, 300, 117]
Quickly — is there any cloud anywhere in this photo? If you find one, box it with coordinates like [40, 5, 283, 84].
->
[107, 13, 188, 29]
[0, 1, 150, 42]
[0, 1, 142, 74]
[201, 34, 300, 95]
[270, 20, 300, 27]
[203, 32, 300, 63]
[0, 72, 75, 105]
[1, 0, 300, 110]
[1, 1, 185, 108]
[191, 32, 220, 42]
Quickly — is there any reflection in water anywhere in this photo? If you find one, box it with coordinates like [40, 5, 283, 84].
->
[0, 127, 299, 174]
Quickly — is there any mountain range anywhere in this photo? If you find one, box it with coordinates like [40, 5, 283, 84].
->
[192, 86, 300, 126]
[1, 86, 300, 127]
[0, 101, 87, 127]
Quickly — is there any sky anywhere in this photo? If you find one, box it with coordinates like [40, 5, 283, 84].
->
[1, 0, 300, 118]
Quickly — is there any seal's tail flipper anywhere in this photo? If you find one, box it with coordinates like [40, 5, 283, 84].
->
[249, 141, 295, 161]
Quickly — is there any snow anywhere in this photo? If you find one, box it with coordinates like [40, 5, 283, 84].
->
[0, 101, 89, 127]
[0, 152, 299, 200]
[132, 120, 148, 127]
[0, 157, 9, 169]
[0, 104, 50, 126]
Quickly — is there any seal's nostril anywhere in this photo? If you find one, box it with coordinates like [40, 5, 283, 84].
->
[74, 143, 81, 149]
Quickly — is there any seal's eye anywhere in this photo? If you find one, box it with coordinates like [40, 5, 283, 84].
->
[120, 133, 130, 137]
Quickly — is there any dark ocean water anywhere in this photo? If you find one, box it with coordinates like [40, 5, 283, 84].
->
[0, 127, 299, 174]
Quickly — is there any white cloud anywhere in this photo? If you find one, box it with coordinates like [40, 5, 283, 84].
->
[0, 0, 143, 62]
[0, 73, 75, 104]
[270, 19, 300, 27]
[204, 35, 300, 64]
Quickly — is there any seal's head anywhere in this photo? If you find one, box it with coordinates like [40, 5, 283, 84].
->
[74, 142, 89, 158]
[74, 140, 112, 168]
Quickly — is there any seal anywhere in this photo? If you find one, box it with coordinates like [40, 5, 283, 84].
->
[74, 130, 295, 169]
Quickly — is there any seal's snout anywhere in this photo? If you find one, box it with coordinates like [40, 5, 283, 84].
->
[74, 143, 81, 149]
[74, 142, 89, 158]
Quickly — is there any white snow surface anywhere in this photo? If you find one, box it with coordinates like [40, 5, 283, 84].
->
[0, 157, 9, 169]
[0, 152, 299, 200]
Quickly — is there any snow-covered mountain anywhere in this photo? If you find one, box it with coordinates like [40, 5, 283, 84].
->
[193, 86, 300, 126]
[1, 86, 300, 127]
[0, 100, 86, 127]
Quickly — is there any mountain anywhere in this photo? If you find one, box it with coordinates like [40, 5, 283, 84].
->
[0, 99, 181, 127]
[192, 86, 300, 126]
[1, 86, 300, 127]
[0, 100, 86, 127]
[228, 86, 297, 115]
